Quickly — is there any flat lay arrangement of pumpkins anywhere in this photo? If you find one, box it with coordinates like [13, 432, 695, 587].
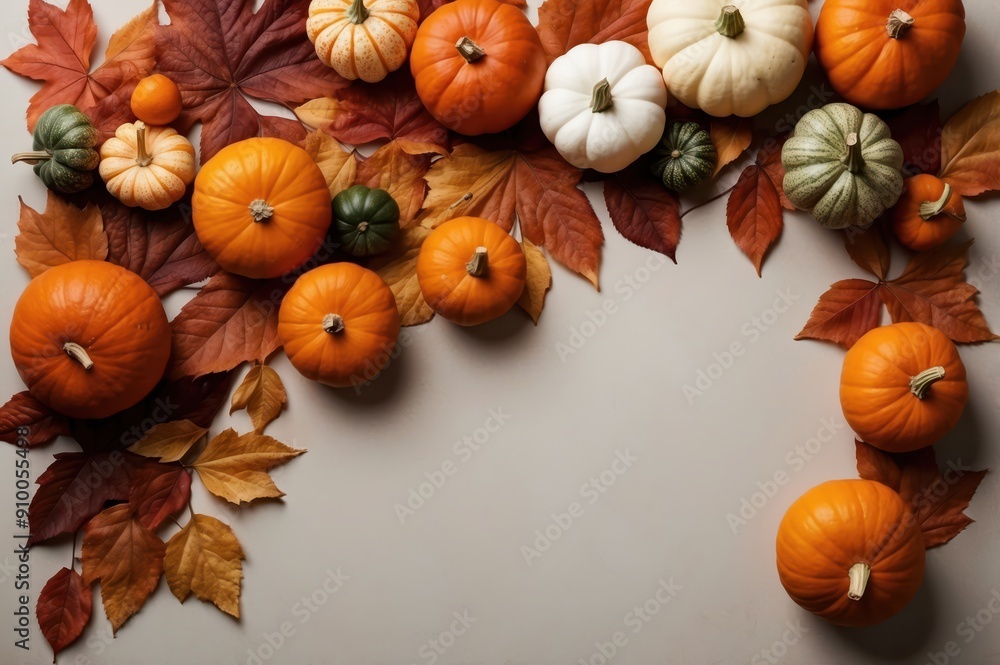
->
[1, 0, 996, 657]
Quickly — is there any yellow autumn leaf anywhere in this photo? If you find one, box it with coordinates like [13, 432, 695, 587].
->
[190, 428, 305, 504]
[127, 419, 208, 463]
[303, 130, 357, 197]
[164, 514, 245, 618]
[15, 191, 107, 277]
[356, 140, 431, 226]
[368, 227, 435, 327]
[517, 238, 551, 325]
[230, 365, 287, 433]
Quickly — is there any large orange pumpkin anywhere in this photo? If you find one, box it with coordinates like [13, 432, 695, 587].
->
[815, 0, 966, 110]
[192, 138, 331, 279]
[841, 322, 968, 452]
[417, 217, 526, 326]
[889, 174, 965, 251]
[410, 0, 547, 135]
[278, 263, 400, 388]
[776, 479, 925, 627]
[9, 261, 171, 419]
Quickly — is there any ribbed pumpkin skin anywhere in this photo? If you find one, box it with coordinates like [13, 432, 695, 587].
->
[841, 323, 967, 452]
[410, 0, 546, 136]
[649, 122, 716, 192]
[278, 263, 400, 388]
[333, 185, 400, 257]
[417, 217, 526, 326]
[889, 175, 965, 251]
[193, 138, 331, 279]
[816, 0, 965, 110]
[782, 103, 904, 229]
[776, 479, 925, 628]
[99, 122, 196, 211]
[9, 261, 171, 419]
[18, 104, 100, 194]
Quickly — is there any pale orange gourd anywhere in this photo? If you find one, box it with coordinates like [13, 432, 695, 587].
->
[889, 175, 966, 251]
[9, 261, 172, 419]
[417, 216, 526, 326]
[815, 0, 966, 110]
[840, 322, 968, 452]
[192, 138, 331, 280]
[278, 263, 400, 388]
[99, 121, 195, 211]
[776, 479, 925, 627]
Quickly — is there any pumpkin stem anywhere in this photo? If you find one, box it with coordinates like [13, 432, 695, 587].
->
[590, 78, 614, 113]
[919, 183, 966, 222]
[323, 313, 345, 334]
[64, 342, 94, 371]
[466, 246, 489, 277]
[249, 199, 275, 223]
[886, 9, 915, 39]
[357, 221, 370, 233]
[847, 562, 871, 601]
[455, 36, 486, 63]
[716, 5, 746, 38]
[910, 366, 946, 399]
[134, 121, 153, 167]
[844, 133, 864, 174]
[11, 150, 52, 165]
[346, 0, 369, 24]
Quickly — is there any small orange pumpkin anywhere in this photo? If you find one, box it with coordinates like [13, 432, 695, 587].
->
[889, 174, 965, 251]
[417, 217, 526, 326]
[9, 261, 171, 419]
[278, 263, 400, 388]
[192, 138, 331, 279]
[776, 479, 925, 627]
[815, 0, 966, 110]
[410, 0, 547, 135]
[841, 322, 968, 452]
[130, 74, 184, 126]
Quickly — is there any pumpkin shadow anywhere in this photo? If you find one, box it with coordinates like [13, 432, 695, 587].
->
[323, 341, 408, 407]
[935, 396, 988, 466]
[444, 306, 533, 347]
[819, 571, 940, 660]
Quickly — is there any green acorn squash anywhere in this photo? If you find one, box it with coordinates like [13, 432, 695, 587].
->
[12, 105, 100, 194]
[332, 185, 400, 257]
[649, 122, 717, 192]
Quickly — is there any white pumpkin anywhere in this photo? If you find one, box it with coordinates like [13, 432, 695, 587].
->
[538, 41, 667, 173]
[646, 0, 813, 118]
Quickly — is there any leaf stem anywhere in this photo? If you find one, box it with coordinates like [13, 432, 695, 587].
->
[680, 184, 737, 218]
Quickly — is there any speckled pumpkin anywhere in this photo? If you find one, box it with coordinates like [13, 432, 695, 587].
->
[649, 122, 717, 192]
[782, 103, 904, 229]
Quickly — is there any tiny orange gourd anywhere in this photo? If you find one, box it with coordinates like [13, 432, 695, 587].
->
[192, 138, 331, 280]
[9, 261, 172, 420]
[99, 121, 196, 211]
[130, 74, 184, 126]
[776, 479, 925, 628]
[815, 0, 966, 110]
[278, 263, 400, 388]
[840, 322, 968, 453]
[410, 0, 547, 136]
[889, 174, 966, 251]
[417, 216, 526, 326]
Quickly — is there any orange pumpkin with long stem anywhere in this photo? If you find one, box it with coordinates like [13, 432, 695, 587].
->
[840, 322, 968, 452]
[889, 174, 966, 251]
[410, 0, 547, 135]
[417, 216, 526, 326]
[9, 261, 172, 419]
[192, 138, 331, 279]
[776, 479, 925, 627]
[278, 263, 400, 388]
[815, 0, 966, 110]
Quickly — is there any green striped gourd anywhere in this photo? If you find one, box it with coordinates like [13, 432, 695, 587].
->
[782, 103, 903, 229]
[11, 105, 100, 194]
[650, 122, 716, 192]
[332, 185, 400, 257]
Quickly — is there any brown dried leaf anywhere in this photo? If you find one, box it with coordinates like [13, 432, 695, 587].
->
[536, 0, 653, 64]
[164, 513, 245, 618]
[0, 391, 70, 448]
[939, 91, 1000, 196]
[356, 140, 432, 226]
[726, 164, 782, 276]
[795, 279, 882, 349]
[190, 428, 305, 504]
[127, 420, 208, 463]
[368, 227, 435, 326]
[15, 192, 107, 277]
[303, 131, 358, 197]
[230, 365, 287, 433]
[517, 238, 551, 325]
[604, 164, 681, 261]
[711, 117, 753, 175]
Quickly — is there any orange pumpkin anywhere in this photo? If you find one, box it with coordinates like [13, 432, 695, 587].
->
[889, 174, 965, 251]
[417, 216, 526, 326]
[130, 74, 184, 126]
[278, 263, 400, 388]
[9, 261, 171, 420]
[776, 479, 925, 627]
[192, 138, 331, 279]
[815, 0, 966, 110]
[841, 322, 968, 452]
[410, 0, 546, 136]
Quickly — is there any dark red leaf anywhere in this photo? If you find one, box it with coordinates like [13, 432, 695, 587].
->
[726, 165, 783, 275]
[885, 101, 942, 175]
[843, 223, 890, 280]
[129, 462, 192, 531]
[536, 0, 653, 64]
[0, 392, 70, 448]
[604, 165, 681, 261]
[795, 279, 883, 348]
[37, 567, 92, 660]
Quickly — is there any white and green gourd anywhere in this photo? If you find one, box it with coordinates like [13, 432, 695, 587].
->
[782, 103, 904, 229]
